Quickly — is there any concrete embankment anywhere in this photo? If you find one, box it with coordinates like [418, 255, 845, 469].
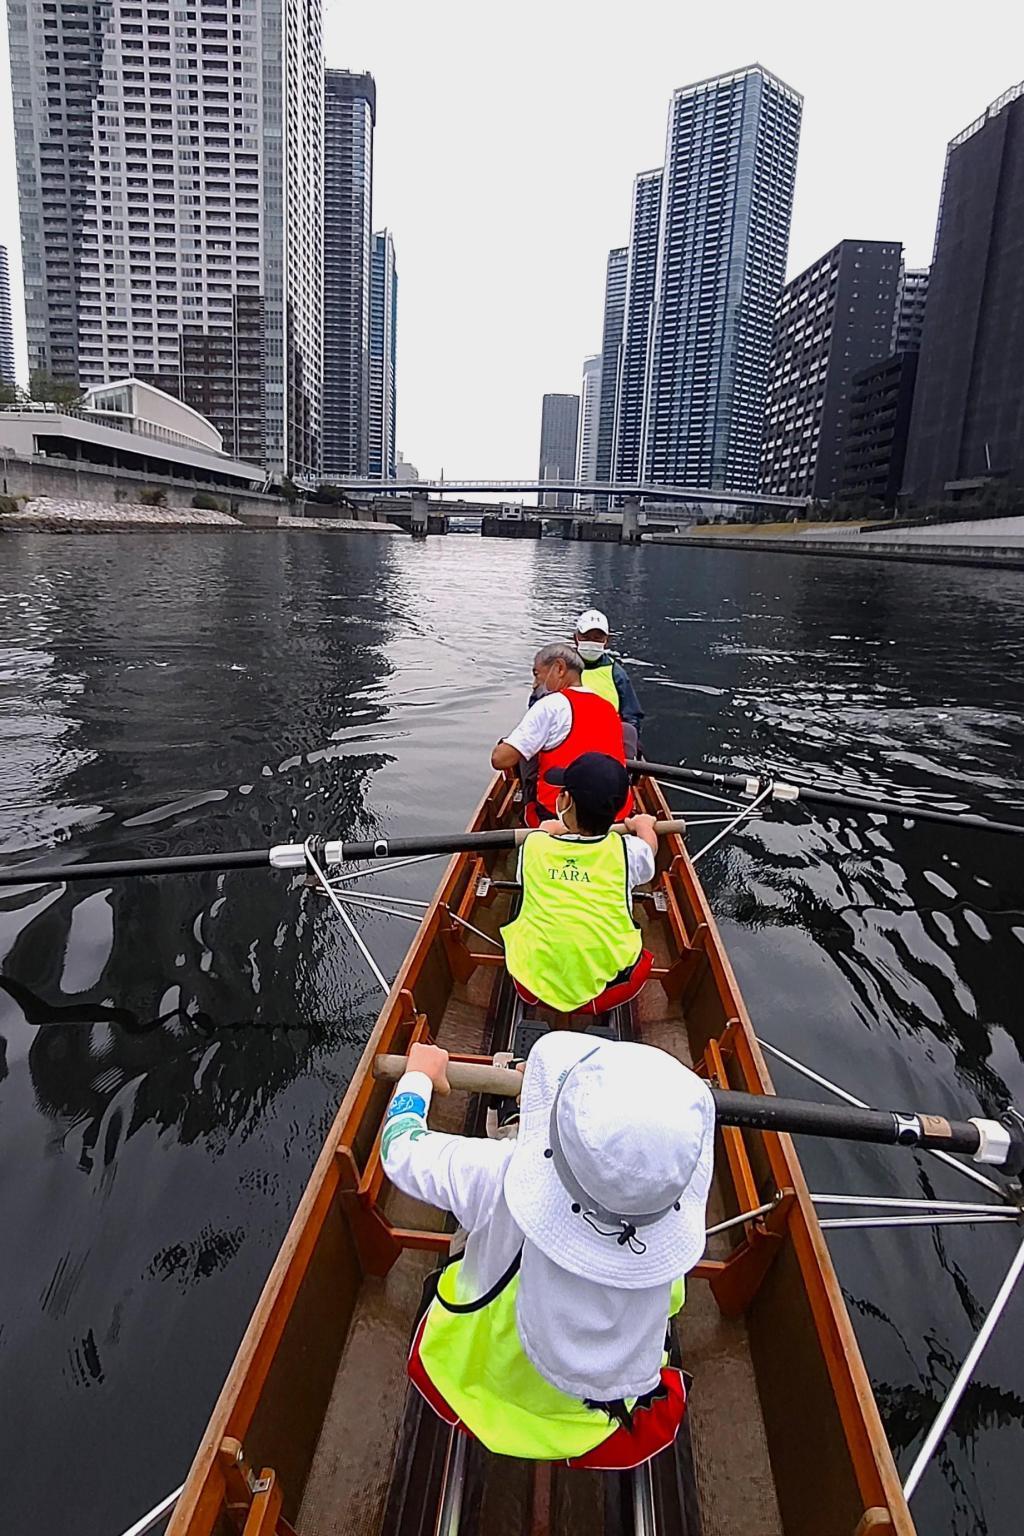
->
[644, 530, 1024, 571]
[0, 497, 401, 534]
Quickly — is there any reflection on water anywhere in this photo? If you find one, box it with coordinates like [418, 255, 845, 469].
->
[0, 533, 1023, 1535]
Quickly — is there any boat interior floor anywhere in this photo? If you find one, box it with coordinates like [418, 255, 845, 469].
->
[297, 887, 783, 1536]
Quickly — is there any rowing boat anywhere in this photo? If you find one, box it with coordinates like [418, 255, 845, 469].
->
[163, 770, 915, 1536]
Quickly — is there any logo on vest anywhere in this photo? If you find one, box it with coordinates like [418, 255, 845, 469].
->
[547, 856, 591, 883]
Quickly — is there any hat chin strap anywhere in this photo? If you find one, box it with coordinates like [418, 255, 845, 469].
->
[547, 1054, 682, 1249]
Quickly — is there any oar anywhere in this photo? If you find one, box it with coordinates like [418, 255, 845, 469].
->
[0, 819, 687, 888]
[373, 1055, 1024, 1177]
[631, 759, 1024, 839]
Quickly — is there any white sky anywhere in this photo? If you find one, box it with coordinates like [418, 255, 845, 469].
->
[1, 0, 1021, 478]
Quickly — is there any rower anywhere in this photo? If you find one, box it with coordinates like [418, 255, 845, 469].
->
[574, 607, 644, 757]
[492, 642, 632, 827]
[501, 753, 657, 1017]
[381, 1030, 715, 1466]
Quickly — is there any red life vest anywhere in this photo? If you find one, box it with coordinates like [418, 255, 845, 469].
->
[535, 689, 632, 820]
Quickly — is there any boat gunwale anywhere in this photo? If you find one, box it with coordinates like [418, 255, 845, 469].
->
[167, 772, 915, 1536]
[165, 775, 513, 1535]
[635, 777, 914, 1535]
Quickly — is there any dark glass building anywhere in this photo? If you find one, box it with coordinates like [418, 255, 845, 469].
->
[323, 69, 376, 479]
[902, 82, 1024, 503]
[614, 169, 662, 487]
[841, 352, 919, 508]
[761, 239, 902, 501]
[538, 393, 580, 507]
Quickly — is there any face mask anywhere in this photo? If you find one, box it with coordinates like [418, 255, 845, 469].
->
[577, 641, 606, 663]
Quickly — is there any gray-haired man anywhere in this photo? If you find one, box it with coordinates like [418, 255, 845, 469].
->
[491, 643, 633, 826]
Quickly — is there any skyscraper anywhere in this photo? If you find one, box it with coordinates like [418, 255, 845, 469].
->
[761, 240, 902, 501]
[614, 169, 662, 487]
[8, 0, 323, 478]
[646, 65, 802, 492]
[891, 266, 929, 355]
[0, 247, 15, 387]
[594, 247, 627, 496]
[369, 229, 397, 480]
[575, 353, 602, 506]
[323, 69, 375, 479]
[903, 81, 1024, 502]
[538, 393, 580, 507]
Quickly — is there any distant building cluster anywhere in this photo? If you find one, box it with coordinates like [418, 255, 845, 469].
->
[5, 8, 402, 485]
[555, 64, 1024, 512]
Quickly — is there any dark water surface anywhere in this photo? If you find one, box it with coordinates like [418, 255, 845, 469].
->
[1, 532, 1023, 1536]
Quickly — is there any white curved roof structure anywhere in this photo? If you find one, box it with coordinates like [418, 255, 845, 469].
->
[81, 378, 224, 455]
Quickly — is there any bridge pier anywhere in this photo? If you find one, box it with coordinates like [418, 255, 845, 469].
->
[410, 491, 429, 537]
[620, 496, 641, 544]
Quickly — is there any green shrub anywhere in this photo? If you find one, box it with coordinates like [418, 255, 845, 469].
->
[138, 487, 167, 507]
[0, 494, 19, 516]
[191, 491, 228, 512]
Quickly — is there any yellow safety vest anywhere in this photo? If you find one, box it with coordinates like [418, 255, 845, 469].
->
[417, 1251, 685, 1460]
[580, 659, 621, 712]
[501, 833, 642, 1012]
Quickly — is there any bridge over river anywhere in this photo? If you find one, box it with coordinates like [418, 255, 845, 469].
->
[335, 478, 810, 541]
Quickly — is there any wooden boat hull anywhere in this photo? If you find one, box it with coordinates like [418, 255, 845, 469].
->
[166, 774, 915, 1536]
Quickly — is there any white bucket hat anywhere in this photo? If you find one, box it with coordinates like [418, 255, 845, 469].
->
[504, 1031, 715, 1289]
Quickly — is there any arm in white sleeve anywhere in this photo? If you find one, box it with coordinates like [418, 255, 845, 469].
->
[503, 693, 572, 761]
[381, 1072, 514, 1231]
[625, 834, 656, 896]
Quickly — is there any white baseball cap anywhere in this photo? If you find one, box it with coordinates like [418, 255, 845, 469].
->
[504, 1032, 715, 1288]
[575, 608, 609, 635]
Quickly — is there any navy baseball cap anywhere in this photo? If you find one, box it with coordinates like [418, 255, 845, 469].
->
[546, 753, 628, 822]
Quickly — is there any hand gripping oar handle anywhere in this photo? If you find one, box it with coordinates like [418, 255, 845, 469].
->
[0, 820, 687, 887]
[372, 1055, 1024, 1176]
[374, 1055, 526, 1097]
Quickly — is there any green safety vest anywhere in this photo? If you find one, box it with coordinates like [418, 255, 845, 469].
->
[580, 659, 621, 712]
[417, 1251, 685, 1460]
[501, 832, 642, 1012]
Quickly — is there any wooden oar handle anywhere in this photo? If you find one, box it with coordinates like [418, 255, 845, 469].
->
[512, 817, 686, 846]
[374, 1054, 524, 1098]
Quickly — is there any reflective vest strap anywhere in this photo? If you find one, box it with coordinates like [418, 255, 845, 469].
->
[435, 1248, 522, 1314]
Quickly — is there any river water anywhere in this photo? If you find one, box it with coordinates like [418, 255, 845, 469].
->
[1, 531, 1022, 1536]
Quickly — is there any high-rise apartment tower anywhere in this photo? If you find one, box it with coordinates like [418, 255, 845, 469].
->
[575, 353, 602, 506]
[594, 247, 627, 495]
[614, 169, 662, 488]
[761, 240, 902, 501]
[645, 65, 802, 492]
[323, 68, 375, 478]
[8, 0, 323, 478]
[368, 229, 397, 480]
[0, 247, 15, 387]
[538, 393, 580, 508]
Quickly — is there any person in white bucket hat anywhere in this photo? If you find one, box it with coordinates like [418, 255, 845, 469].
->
[382, 1030, 715, 1465]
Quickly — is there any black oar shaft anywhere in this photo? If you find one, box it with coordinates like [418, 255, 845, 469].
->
[712, 1090, 981, 1157]
[373, 1055, 1024, 1174]
[0, 849, 273, 885]
[632, 759, 1024, 838]
[0, 820, 686, 887]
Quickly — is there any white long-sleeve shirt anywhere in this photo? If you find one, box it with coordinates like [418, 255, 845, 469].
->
[382, 1071, 676, 1401]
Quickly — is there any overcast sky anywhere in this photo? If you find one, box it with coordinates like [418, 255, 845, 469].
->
[1, 1, 1020, 478]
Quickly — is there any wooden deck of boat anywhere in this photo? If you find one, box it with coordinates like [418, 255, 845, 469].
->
[297, 895, 784, 1536]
